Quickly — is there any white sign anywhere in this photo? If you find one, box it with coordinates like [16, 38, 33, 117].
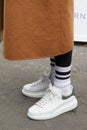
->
[74, 0, 87, 42]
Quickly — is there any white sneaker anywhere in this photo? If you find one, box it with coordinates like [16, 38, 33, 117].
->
[27, 83, 78, 120]
[22, 75, 51, 98]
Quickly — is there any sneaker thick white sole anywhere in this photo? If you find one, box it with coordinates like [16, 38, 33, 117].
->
[22, 88, 46, 98]
[27, 96, 78, 120]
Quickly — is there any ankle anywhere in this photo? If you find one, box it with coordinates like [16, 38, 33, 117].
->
[54, 83, 73, 96]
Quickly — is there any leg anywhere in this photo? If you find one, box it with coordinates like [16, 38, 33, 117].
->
[49, 57, 55, 85]
[54, 50, 73, 96]
[27, 51, 78, 120]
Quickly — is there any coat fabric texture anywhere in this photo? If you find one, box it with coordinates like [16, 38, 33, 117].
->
[0, 0, 3, 42]
[3, 0, 74, 60]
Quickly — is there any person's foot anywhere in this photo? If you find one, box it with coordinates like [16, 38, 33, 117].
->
[27, 83, 78, 120]
[22, 75, 51, 98]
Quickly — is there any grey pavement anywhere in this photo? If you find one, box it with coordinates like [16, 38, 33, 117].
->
[0, 42, 87, 130]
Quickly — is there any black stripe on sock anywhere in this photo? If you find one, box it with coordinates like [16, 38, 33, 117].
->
[50, 63, 55, 67]
[55, 75, 70, 80]
[55, 70, 71, 76]
[50, 58, 55, 62]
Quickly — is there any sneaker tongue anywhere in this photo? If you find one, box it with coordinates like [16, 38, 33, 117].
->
[49, 84, 62, 99]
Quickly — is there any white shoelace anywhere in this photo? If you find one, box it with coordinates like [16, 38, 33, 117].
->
[36, 86, 61, 107]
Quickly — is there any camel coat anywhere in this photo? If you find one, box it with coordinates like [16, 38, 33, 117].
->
[3, 0, 74, 60]
[0, 0, 3, 42]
